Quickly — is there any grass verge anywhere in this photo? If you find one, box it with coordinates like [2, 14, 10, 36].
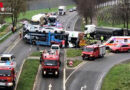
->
[102, 61, 130, 90]
[17, 59, 39, 90]
[0, 25, 9, 38]
[30, 51, 41, 57]
[67, 60, 82, 68]
[67, 48, 82, 58]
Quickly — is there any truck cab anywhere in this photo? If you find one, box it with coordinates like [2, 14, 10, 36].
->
[58, 6, 66, 15]
[40, 49, 60, 77]
[82, 45, 106, 60]
[84, 25, 96, 34]
[0, 54, 15, 62]
[0, 62, 16, 89]
[51, 44, 60, 55]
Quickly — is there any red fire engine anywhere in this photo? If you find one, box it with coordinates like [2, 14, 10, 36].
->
[0, 62, 16, 90]
[82, 45, 106, 60]
[40, 49, 60, 77]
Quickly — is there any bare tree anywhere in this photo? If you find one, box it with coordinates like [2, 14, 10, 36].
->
[1, 0, 27, 31]
[98, 0, 130, 30]
[73, 0, 111, 24]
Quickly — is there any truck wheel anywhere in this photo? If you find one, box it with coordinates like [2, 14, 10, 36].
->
[8, 86, 14, 90]
[92, 57, 95, 60]
[55, 31, 58, 33]
[82, 56, 85, 60]
[43, 31, 46, 33]
[115, 50, 119, 53]
[128, 49, 130, 53]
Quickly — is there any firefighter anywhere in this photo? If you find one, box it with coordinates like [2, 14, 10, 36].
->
[100, 35, 104, 43]
[62, 40, 65, 48]
[87, 34, 90, 39]
[19, 30, 22, 38]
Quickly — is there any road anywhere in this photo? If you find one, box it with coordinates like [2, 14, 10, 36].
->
[35, 11, 78, 90]
[66, 53, 130, 90]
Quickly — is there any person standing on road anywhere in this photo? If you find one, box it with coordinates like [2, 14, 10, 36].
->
[19, 30, 22, 38]
[100, 35, 104, 43]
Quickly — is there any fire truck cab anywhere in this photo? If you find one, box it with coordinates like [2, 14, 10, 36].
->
[0, 54, 16, 67]
[0, 62, 16, 89]
[82, 45, 106, 60]
[40, 49, 60, 77]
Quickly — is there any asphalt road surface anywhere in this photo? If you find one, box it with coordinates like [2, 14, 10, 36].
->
[66, 53, 130, 90]
[35, 11, 78, 90]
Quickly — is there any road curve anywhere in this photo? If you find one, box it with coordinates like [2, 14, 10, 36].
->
[66, 53, 130, 90]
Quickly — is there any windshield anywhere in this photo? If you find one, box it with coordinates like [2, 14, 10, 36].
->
[116, 44, 121, 47]
[83, 48, 94, 52]
[0, 70, 11, 76]
[44, 60, 58, 66]
[59, 9, 63, 11]
[48, 18, 56, 23]
[52, 46, 59, 49]
[30, 21, 40, 25]
[1, 57, 10, 61]
[85, 27, 88, 30]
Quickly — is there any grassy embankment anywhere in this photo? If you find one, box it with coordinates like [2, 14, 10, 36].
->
[66, 48, 83, 67]
[102, 61, 130, 90]
[16, 59, 39, 90]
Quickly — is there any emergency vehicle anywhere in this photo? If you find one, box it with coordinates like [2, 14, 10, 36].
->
[51, 44, 60, 54]
[104, 36, 130, 49]
[82, 45, 106, 60]
[109, 44, 130, 53]
[40, 49, 60, 77]
[0, 54, 16, 66]
[0, 61, 16, 89]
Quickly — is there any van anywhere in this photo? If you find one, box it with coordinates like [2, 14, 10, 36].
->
[104, 36, 130, 49]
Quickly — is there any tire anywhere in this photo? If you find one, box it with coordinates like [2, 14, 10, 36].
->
[128, 49, 130, 53]
[82, 56, 85, 60]
[43, 31, 46, 33]
[55, 31, 58, 33]
[115, 50, 119, 53]
[36, 30, 38, 32]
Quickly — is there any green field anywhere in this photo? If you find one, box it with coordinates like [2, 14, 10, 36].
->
[67, 60, 82, 67]
[30, 51, 41, 57]
[17, 59, 39, 90]
[102, 61, 130, 90]
[67, 48, 82, 58]
[5, 5, 74, 23]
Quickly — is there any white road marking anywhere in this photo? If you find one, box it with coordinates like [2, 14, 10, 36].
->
[81, 85, 87, 90]
[4, 38, 21, 53]
[14, 58, 26, 90]
[65, 61, 87, 83]
[63, 49, 66, 90]
[63, 68, 66, 90]
[72, 15, 79, 31]
[48, 83, 52, 90]
[95, 72, 105, 90]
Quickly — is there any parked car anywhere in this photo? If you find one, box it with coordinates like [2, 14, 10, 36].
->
[110, 44, 130, 53]
[40, 26, 65, 33]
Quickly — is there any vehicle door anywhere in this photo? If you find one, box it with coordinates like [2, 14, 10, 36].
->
[94, 48, 99, 57]
[121, 45, 129, 51]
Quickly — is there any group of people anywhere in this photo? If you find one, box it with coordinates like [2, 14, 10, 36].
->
[86, 33, 104, 43]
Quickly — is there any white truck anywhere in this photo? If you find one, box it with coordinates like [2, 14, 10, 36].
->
[84, 24, 96, 34]
[51, 44, 60, 55]
[58, 6, 66, 15]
